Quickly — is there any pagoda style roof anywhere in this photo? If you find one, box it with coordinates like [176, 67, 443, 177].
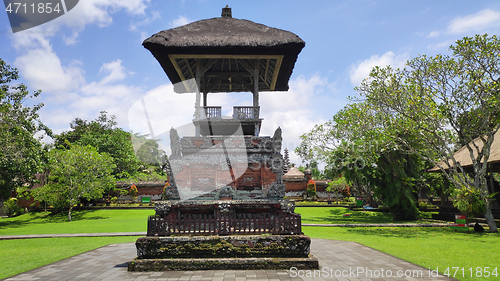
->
[143, 16, 305, 93]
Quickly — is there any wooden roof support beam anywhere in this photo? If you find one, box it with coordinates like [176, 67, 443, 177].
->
[253, 59, 259, 107]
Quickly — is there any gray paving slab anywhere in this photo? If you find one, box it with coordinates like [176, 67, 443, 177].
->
[2, 239, 456, 281]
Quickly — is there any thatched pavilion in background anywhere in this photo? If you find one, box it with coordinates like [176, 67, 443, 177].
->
[429, 129, 500, 205]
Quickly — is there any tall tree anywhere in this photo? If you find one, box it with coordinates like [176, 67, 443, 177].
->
[32, 144, 115, 221]
[297, 101, 427, 220]
[357, 34, 500, 232]
[0, 58, 51, 199]
[55, 112, 141, 178]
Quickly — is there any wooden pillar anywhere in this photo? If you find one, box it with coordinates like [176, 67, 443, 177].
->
[203, 74, 208, 107]
[253, 59, 259, 136]
[195, 60, 201, 136]
[252, 59, 259, 107]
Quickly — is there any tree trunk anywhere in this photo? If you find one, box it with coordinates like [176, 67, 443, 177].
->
[483, 201, 498, 233]
[68, 206, 72, 222]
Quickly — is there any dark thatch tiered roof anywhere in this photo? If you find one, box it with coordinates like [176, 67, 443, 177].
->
[143, 17, 305, 93]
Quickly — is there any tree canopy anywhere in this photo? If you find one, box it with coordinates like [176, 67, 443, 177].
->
[54, 111, 141, 178]
[297, 34, 499, 230]
[0, 58, 51, 199]
[32, 144, 115, 221]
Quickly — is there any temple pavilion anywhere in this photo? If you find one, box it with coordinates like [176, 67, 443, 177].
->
[129, 7, 317, 271]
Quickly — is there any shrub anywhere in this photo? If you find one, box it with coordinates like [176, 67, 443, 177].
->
[306, 180, 317, 197]
[2, 198, 25, 217]
[129, 184, 138, 198]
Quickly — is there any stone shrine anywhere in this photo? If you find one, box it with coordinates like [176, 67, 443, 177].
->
[128, 6, 318, 271]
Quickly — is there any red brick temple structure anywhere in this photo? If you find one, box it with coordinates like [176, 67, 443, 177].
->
[129, 6, 318, 271]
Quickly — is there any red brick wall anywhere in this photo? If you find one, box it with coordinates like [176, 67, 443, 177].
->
[174, 162, 278, 192]
[285, 180, 307, 192]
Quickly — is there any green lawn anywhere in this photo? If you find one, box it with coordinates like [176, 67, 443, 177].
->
[297, 206, 438, 224]
[0, 209, 155, 235]
[303, 226, 500, 281]
[0, 236, 140, 280]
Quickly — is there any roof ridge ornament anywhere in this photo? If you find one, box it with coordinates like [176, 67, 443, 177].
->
[221, 5, 232, 18]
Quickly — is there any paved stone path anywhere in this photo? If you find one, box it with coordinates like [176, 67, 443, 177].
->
[3, 239, 455, 281]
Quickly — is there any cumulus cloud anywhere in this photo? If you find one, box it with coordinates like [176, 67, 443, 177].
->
[170, 15, 192, 28]
[259, 75, 329, 165]
[448, 9, 500, 34]
[98, 59, 127, 85]
[129, 10, 161, 31]
[14, 48, 85, 94]
[427, 31, 440, 38]
[349, 51, 408, 87]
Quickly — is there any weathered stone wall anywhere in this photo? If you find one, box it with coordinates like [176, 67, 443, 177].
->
[135, 235, 311, 259]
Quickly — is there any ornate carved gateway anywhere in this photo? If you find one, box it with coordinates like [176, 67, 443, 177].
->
[129, 6, 317, 271]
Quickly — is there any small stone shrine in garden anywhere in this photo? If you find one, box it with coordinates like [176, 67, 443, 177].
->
[128, 6, 318, 271]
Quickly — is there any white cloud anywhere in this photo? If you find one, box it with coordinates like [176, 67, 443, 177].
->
[427, 40, 453, 50]
[10, 0, 150, 48]
[349, 51, 408, 87]
[170, 15, 192, 28]
[259, 75, 329, 166]
[427, 31, 440, 38]
[448, 9, 500, 34]
[98, 59, 127, 85]
[130, 10, 161, 31]
[14, 48, 85, 94]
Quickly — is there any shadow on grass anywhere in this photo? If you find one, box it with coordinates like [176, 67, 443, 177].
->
[301, 208, 399, 224]
[0, 210, 108, 230]
[341, 227, 497, 239]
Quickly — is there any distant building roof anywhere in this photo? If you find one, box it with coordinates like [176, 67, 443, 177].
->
[283, 166, 305, 180]
[429, 129, 500, 172]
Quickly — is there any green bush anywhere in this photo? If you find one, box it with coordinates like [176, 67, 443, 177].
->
[2, 198, 25, 217]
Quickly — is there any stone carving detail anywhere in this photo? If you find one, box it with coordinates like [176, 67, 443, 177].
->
[163, 159, 180, 200]
[154, 201, 172, 215]
[218, 202, 231, 212]
[219, 186, 234, 199]
[272, 127, 282, 154]
[267, 182, 285, 199]
[279, 200, 295, 213]
[170, 128, 181, 158]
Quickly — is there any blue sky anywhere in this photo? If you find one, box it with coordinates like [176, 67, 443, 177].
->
[1, 0, 500, 165]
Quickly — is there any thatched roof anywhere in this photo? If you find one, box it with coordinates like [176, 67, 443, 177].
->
[429, 129, 500, 172]
[144, 18, 304, 48]
[283, 166, 305, 180]
[143, 16, 305, 93]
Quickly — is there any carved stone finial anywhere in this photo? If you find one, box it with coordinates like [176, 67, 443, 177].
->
[170, 128, 181, 158]
[272, 127, 282, 154]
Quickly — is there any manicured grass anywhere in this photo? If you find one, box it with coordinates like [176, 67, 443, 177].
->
[303, 226, 500, 281]
[0, 236, 140, 280]
[0, 209, 155, 235]
[296, 206, 438, 224]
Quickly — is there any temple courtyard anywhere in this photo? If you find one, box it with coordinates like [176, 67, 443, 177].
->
[2, 237, 454, 281]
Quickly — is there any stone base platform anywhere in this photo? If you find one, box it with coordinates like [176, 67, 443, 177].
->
[128, 256, 318, 271]
[129, 234, 318, 271]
